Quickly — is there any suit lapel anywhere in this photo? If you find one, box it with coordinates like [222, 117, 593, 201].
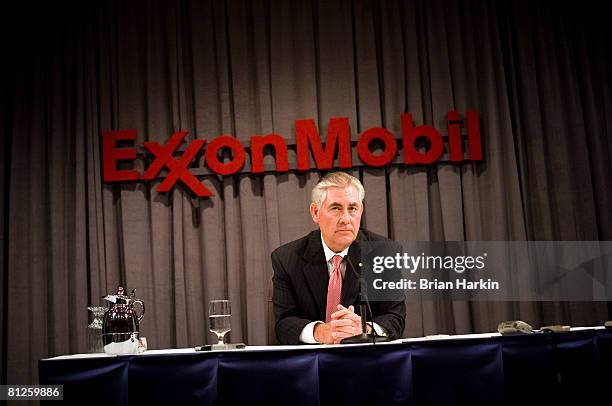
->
[302, 231, 329, 318]
[341, 231, 365, 306]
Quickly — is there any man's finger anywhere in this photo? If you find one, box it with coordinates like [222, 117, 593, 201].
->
[333, 326, 358, 335]
[331, 308, 351, 319]
[331, 331, 354, 340]
[332, 331, 356, 344]
[332, 317, 360, 331]
[337, 312, 361, 323]
[330, 319, 354, 327]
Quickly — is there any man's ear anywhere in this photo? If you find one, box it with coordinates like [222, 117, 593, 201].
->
[309, 203, 320, 224]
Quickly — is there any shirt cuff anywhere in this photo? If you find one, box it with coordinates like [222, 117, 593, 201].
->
[299, 321, 323, 344]
[371, 322, 388, 337]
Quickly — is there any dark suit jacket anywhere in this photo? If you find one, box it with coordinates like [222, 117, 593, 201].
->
[271, 229, 406, 344]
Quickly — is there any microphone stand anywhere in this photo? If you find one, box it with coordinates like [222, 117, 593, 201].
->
[340, 254, 390, 344]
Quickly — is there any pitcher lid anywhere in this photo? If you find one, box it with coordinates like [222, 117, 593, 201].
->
[103, 286, 134, 304]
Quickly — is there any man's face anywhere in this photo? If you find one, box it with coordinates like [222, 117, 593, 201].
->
[310, 185, 363, 252]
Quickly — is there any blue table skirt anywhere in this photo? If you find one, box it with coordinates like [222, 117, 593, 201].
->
[39, 330, 612, 405]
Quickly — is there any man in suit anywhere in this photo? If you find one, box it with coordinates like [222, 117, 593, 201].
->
[271, 172, 406, 345]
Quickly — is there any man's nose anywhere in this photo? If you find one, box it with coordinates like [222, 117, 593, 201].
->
[339, 209, 350, 223]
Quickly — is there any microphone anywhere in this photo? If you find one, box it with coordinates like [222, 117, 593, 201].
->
[340, 244, 390, 344]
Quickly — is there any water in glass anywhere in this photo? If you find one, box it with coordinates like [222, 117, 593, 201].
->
[209, 300, 231, 345]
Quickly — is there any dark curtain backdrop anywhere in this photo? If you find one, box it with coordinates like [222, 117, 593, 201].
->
[1, 0, 611, 384]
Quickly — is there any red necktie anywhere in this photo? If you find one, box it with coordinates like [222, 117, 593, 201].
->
[325, 255, 343, 323]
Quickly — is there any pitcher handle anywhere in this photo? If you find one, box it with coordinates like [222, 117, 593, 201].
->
[133, 300, 145, 322]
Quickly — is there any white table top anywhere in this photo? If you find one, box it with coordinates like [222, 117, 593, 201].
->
[43, 326, 606, 361]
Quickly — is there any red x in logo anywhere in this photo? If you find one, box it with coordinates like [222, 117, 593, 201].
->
[142, 131, 213, 197]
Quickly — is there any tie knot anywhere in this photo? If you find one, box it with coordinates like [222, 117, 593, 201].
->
[331, 255, 343, 269]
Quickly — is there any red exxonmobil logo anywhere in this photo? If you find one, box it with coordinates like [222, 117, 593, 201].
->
[102, 111, 482, 197]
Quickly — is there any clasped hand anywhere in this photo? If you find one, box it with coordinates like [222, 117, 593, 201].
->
[314, 305, 362, 344]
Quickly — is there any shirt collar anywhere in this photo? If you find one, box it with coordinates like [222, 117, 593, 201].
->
[320, 233, 350, 263]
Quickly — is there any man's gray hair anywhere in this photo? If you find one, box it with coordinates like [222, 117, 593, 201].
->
[311, 172, 365, 207]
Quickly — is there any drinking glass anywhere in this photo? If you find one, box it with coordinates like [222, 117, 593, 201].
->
[87, 306, 107, 353]
[209, 300, 231, 345]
